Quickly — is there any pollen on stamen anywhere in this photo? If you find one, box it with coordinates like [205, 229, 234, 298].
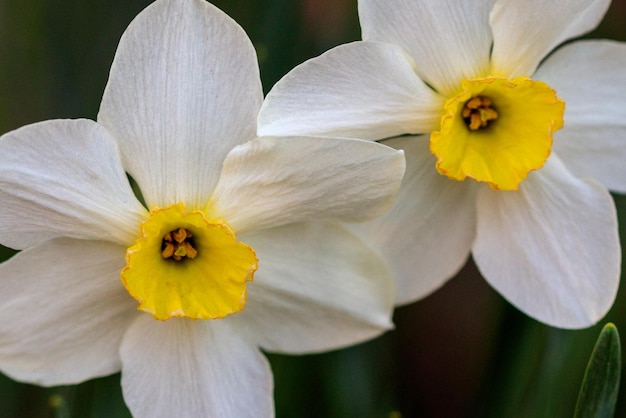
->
[462, 95, 498, 131]
[161, 228, 198, 261]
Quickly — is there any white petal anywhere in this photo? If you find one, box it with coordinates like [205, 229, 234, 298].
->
[98, 0, 263, 209]
[534, 40, 626, 192]
[490, 0, 610, 77]
[0, 119, 146, 250]
[346, 136, 477, 305]
[258, 41, 443, 140]
[121, 316, 273, 418]
[473, 157, 620, 329]
[551, 128, 626, 194]
[0, 239, 138, 385]
[536, 41, 626, 126]
[230, 222, 394, 353]
[358, 0, 495, 96]
[209, 136, 405, 234]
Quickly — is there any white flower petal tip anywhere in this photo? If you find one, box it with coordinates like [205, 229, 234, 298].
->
[0, 239, 137, 386]
[121, 317, 273, 418]
[99, 0, 263, 209]
[490, 0, 611, 77]
[474, 158, 620, 329]
[209, 136, 406, 233]
[258, 41, 443, 140]
[0, 119, 147, 249]
[232, 223, 395, 354]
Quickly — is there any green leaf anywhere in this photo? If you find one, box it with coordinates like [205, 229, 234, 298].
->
[574, 323, 621, 418]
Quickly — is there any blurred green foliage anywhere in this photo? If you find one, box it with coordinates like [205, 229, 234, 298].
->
[575, 323, 621, 418]
[1, 1, 626, 417]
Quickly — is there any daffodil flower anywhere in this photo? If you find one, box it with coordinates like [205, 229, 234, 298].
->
[258, 0, 625, 328]
[0, 0, 406, 416]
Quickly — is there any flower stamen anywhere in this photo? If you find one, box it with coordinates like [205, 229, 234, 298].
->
[462, 95, 498, 130]
[161, 228, 198, 261]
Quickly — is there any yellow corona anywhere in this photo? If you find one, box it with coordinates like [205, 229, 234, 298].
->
[121, 202, 258, 321]
[430, 76, 565, 190]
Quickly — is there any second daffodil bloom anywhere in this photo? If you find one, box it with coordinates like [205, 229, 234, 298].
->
[0, 0, 406, 416]
[258, 0, 625, 329]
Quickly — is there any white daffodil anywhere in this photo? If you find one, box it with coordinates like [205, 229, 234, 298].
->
[0, 0, 405, 416]
[258, 0, 625, 329]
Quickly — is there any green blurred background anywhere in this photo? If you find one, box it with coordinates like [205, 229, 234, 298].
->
[1, 0, 626, 417]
